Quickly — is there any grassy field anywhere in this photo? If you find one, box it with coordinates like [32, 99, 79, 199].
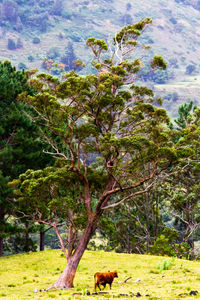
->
[1, 250, 200, 299]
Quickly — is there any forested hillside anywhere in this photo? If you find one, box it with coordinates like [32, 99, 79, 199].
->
[0, 0, 200, 113]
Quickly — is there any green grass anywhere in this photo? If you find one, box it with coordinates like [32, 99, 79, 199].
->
[0, 250, 200, 299]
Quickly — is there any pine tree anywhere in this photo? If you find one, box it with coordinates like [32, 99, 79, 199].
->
[0, 61, 52, 256]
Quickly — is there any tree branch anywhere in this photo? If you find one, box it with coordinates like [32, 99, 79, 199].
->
[102, 180, 155, 209]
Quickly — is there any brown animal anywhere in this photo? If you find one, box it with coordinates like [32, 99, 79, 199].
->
[94, 270, 118, 291]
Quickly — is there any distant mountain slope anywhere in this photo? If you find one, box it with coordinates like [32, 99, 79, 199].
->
[0, 0, 199, 111]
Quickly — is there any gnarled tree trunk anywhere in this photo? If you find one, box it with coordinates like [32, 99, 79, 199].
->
[51, 218, 98, 289]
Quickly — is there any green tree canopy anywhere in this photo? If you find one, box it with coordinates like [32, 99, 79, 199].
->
[0, 61, 53, 256]
[11, 19, 184, 289]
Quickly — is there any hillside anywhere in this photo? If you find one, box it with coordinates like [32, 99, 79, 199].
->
[1, 249, 200, 299]
[0, 0, 200, 112]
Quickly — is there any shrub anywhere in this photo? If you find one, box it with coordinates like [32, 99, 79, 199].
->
[18, 62, 27, 70]
[149, 227, 178, 256]
[149, 234, 176, 256]
[157, 258, 175, 271]
[32, 37, 40, 44]
[169, 17, 177, 24]
[185, 64, 196, 75]
[28, 55, 34, 62]
[61, 10, 72, 20]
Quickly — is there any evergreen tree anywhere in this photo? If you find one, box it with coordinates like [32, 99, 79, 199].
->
[165, 103, 200, 257]
[61, 42, 77, 72]
[0, 61, 52, 256]
[174, 100, 196, 129]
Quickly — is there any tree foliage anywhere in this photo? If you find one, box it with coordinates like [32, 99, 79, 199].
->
[0, 60, 52, 255]
[9, 19, 184, 289]
[163, 102, 200, 257]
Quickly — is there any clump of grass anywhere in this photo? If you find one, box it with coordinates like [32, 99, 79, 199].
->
[157, 258, 175, 271]
[172, 280, 177, 284]
[183, 268, 191, 273]
[149, 270, 160, 274]
[23, 280, 32, 284]
[82, 288, 90, 295]
[135, 265, 142, 269]
[77, 264, 81, 271]
[8, 284, 16, 287]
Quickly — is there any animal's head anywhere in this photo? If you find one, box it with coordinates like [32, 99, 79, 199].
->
[113, 270, 118, 278]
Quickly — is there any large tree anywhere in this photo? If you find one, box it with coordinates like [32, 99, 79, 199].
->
[12, 19, 181, 288]
[0, 61, 52, 256]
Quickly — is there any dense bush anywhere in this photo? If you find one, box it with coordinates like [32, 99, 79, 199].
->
[6, 233, 37, 254]
[185, 64, 196, 75]
[149, 227, 178, 256]
[149, 227, 192, 258]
